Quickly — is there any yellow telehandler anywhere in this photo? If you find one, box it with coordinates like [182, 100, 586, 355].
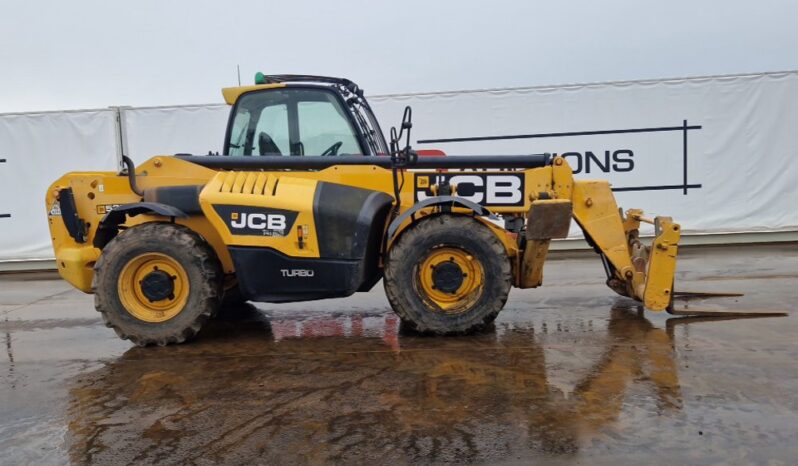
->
[44, 74, 745, 346]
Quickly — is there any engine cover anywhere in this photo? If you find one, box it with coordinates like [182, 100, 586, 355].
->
[199, 172, 393, 302]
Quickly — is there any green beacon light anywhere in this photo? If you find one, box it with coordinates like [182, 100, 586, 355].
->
[254, 72, 267, 85]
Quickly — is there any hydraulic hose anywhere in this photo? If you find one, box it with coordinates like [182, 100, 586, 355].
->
[121, 155, 144, 197]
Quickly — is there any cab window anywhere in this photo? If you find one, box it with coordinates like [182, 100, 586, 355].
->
[225, 88, 364, 156]
[228, 111, 250, 156]
[255, 104, 289, 155]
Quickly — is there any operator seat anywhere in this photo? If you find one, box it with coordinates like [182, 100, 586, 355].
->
[258, 132, 282, 155]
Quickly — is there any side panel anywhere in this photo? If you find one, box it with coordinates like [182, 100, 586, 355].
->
[228, 247, 363, 302]
[314, 183, 394, 292]
[199, 172, 321, 257]
[314, 182, 379, 258]
[200, 172, 393, 301]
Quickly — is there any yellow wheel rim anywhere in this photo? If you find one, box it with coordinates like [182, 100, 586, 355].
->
[416, 247, 484, 314]
[118, 253, 189, 323]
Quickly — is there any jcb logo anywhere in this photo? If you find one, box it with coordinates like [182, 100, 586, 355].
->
[415, 173, 525, 206]
[231, 212, 287, 231]
[214, 205, 298, 237]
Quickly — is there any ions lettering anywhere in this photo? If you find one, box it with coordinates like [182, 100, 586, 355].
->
[558, 150, 634, 174]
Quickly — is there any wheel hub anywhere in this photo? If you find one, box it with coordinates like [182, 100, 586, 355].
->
[118, 253, 189, 323]
[140, 269, 175, 302]
[432, 261, 464, 294]
[417, 246, 484, 313]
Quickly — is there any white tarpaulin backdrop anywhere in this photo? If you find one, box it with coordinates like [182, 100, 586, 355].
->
[370, 71, 798, 237]
[0, 110, 118, 261]
[1, 71, 796, 262]
[123, 104, 229, 163]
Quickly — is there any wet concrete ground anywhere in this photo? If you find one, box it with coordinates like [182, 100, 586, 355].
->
[1, 244, 797, 465]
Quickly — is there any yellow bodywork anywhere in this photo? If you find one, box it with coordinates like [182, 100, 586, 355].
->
[46, 156, 231, 292]
[221, 83, 286, 105]
[200, 172, 323, 257]
[46, 153, 679, 311]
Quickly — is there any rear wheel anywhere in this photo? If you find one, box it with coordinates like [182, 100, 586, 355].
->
[384, 214, 512, 334]
[93, 222, 223, 346]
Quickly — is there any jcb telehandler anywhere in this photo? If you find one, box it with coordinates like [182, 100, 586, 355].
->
[45, 74, 687, 346]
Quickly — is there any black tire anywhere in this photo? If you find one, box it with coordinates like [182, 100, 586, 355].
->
[384, 214, 512, 334]
[93, 222, 223, 346]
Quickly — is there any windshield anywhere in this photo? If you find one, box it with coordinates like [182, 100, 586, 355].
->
[226, 88, 364, 156]
[350, 99, 389, 155]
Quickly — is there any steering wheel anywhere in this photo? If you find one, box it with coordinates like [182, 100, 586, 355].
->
[321, 141, 343, 156]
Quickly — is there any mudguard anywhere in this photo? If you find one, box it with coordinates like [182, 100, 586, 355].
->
[93, 202, 188, 248]
[386, 195, 491, 240]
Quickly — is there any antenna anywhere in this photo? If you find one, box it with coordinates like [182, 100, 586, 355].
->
[237, 65, 241, 86]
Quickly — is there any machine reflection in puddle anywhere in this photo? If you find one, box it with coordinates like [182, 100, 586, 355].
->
[66, 303, 703, 463]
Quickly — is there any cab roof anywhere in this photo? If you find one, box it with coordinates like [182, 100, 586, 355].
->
[221, 73, 364, 105]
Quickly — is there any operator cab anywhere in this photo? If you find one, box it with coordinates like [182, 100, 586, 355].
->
[223, 74, 389, 157]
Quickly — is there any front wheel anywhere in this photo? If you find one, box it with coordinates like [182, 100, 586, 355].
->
[384, 214, 512, 334]
[93, 222, 223, 346]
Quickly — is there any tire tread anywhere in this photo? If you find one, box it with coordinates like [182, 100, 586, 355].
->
[384, 214, 512, 334]
[92, 222, 222, 346]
